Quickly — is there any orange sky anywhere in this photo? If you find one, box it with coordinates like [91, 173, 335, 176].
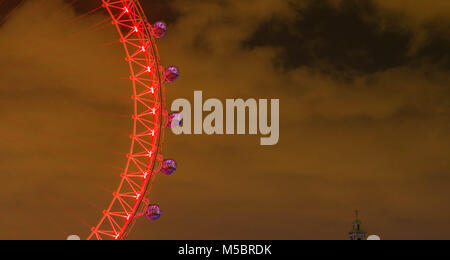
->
[0, 0, 449, 240]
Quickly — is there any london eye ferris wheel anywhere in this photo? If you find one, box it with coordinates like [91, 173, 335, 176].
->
[87, 0, 181, 240]
[0, 0, 182, 240]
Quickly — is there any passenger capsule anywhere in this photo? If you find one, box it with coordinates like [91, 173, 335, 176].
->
[152, 21, 167, 39]
[168, 113, 183, 128]
[161, 159, 177, 175]
[145, 205, 162, 221]
[164, 66, 179, 82]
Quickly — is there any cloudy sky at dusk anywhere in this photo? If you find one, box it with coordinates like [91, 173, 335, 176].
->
[0, 0, 449, 239]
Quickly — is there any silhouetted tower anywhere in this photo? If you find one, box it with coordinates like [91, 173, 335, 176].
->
[349, 210, 365, 240]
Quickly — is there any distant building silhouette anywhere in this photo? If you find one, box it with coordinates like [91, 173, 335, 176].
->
[349, 210, 365, 240]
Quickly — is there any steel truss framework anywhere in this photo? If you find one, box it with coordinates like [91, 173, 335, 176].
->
[87, 0, 167, 240]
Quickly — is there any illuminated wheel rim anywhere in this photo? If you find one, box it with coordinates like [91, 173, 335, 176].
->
[88, 0, 167, 240]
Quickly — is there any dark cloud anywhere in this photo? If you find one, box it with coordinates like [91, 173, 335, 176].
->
[245, 0, 450, 74]
[65, 0, 179, 24]
[0, 0, 23, 18]
[414, 24, 450, 69]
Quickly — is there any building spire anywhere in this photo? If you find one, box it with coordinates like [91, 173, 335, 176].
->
[349, 210, 365, 240]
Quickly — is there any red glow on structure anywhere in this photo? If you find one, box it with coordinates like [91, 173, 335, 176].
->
[87, 0, 167, 240]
